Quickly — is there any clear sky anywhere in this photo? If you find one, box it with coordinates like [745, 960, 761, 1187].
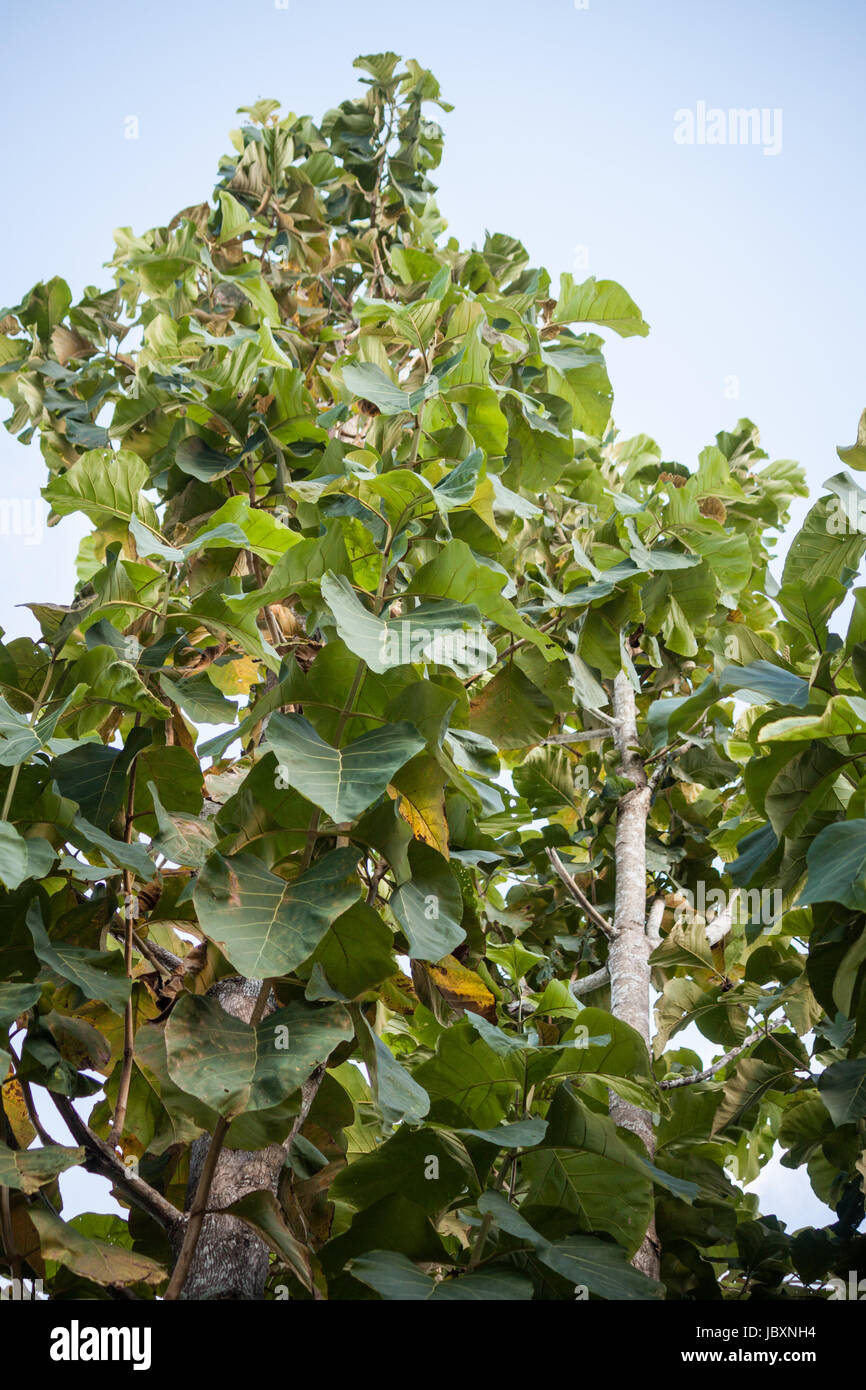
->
[1, 0, 861, 1232]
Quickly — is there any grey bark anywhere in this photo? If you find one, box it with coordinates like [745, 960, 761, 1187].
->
[168, 978, 280, 1300]
[607, 671, 660, 1282]
[169, 976, 321, 1300]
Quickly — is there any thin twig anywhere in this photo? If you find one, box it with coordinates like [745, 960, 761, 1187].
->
[462, 618, 561, 687]
[542, 728, 612, 745]
[108, 726, 142, 1148]
[546, 847, 615, 939]
[250, 551, 283, 649]
[658, 1027, 770, 1090]
[51, 1094, 181, 1231]
[467, 1211, 494, 1271]
[108, 926, 180, 978]
[17, 1075, 57, 1147]
[163, 1116, 231, 1301]
[365, 856, 389, 905]
[585, 706, 618, 728]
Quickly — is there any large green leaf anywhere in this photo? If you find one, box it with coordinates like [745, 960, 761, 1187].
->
[408, 540, 562, 662]
[758, 694, 866, 743]
[165, 995, 351, 1118]
[719, 661, 809, 709]
[0, 695, 42, 765]
[331, 1124, 479, 1214]
[0, 982, 41, 1044]
[0, 821, 56, 889]
[320, 571, 494, 679]
[174, 434, 238, 481]
[799, 820, 866, 911]
[471, 667, 556, 751]
[477, 1190, 661, 1299]
[538, 1235, 663, 1299]
[29, 1207, 166, 1287]
[193, 848, 362, 977]
[72, 647, 170, 720]
[552, 274, 649, 338]
[66, 813, 155, 880]
[350, 1250, 533, 1300]
[512, 745, 577, 811]
[51, 725, 151, 829]
[265, 712, 425, 822]
[147, 782, 216, 869]
[43, 448, 150, 524]
[818, 1059, 866, 1125]
[342, 361, 439, 416]
[225, 1190, 313, 1290]
[525, 1083, 697, 1208]
[782, 496, 866, 589]
[357, 1015, 430, 1125]
[309, 901, 396, 999]
[712, 1057, 798, 1132]
[413, 1020, 521, 1128]
[0, 1141, 84, 1193]
[26, 901, 131, 1011]
[390, 840, 464, 960]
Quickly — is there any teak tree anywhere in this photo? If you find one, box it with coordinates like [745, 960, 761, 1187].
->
[0, 54, 864, 1301]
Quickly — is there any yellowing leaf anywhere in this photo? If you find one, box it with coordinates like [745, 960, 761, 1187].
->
[2, 1071, 36, 1149]
[208, 653, 260, 696]
[415, 956, 497, 1021]
[389, 754, 449, 858]
[30, 1207, 167, 1287]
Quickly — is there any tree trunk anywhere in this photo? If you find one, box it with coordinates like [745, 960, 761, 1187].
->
[608, 671, 660, 1281]
[168, 977, 285, 1299]
[169, 670, 664, 1295]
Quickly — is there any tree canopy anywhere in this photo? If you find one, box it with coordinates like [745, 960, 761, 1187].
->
[0, 52, 864, 1302]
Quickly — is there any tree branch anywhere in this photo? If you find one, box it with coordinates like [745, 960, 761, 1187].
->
[108, 731, 142, 1148]
[658, 1027, 768, 1090]
[607, 669, 658, 1280]
[646, 895, 665, 951]
[163, 975, 275, 1301]
[542, 728, 612, 745]
[51, 1094, 181, 1232]
[546, 848, 615, 939]
[163, 1115, 231, 1301]
[284, 1064, 326, 1156]
[18, 1074, 57, 1148]
[570, 965, 610, 997]
[705, 898, 736, 947]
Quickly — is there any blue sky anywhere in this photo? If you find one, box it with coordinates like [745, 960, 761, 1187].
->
[1, 0, 861, 1233]
[2, 0, 865, 627]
